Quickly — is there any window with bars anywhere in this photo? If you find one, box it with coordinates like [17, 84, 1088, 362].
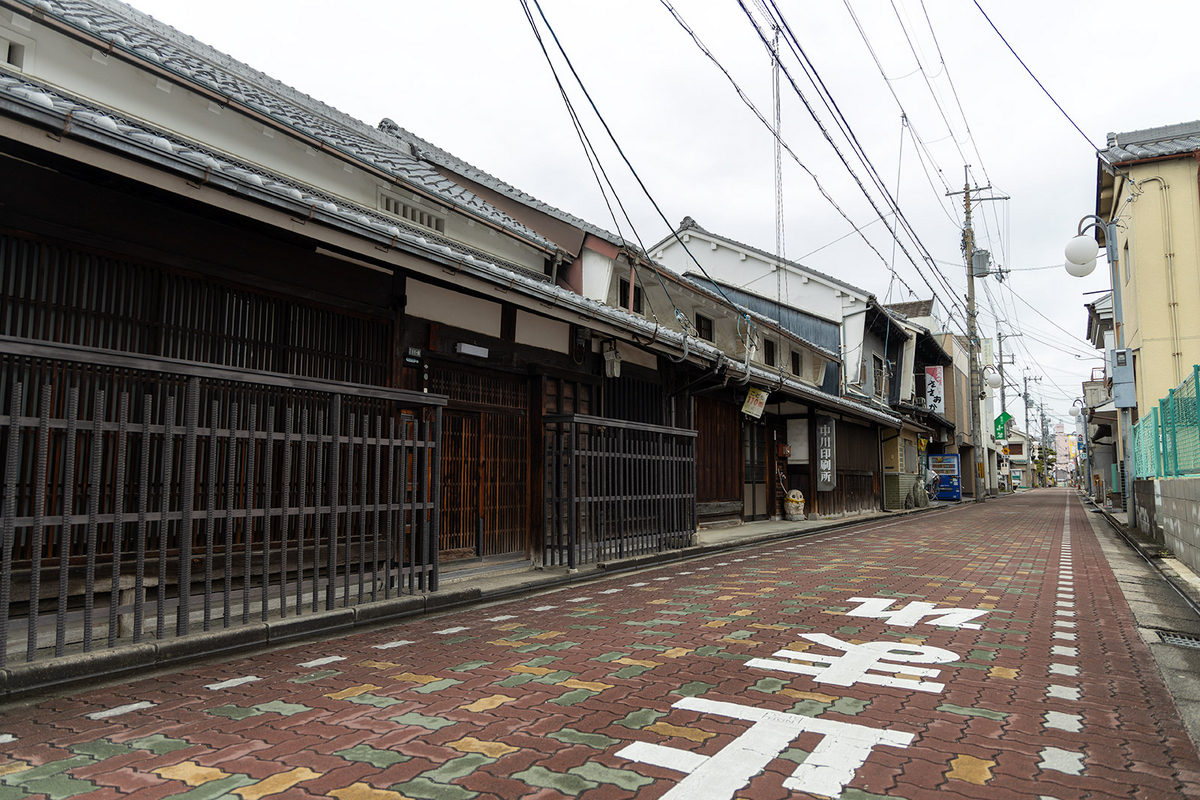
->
[763, 339, 776, 368]
[618, 278, 643, 314]
[696, 313, 713, 342]
[380, 190, 446, 233]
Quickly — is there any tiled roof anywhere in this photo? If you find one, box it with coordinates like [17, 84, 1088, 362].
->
[885, 299, 935, 319]
[16, 0, 555, 251]
[376, 119, 629, 250]
[1100, 121, 1200, 164]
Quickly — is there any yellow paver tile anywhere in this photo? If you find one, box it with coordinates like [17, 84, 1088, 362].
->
[649, 599, 671, 605]
[357, 661, 399, 670]
[559, 679, 613, 692]
[720, 637, 760, 646]
[233, 767, 321, 800]
[900, 638, 925, 645]
[780, 642, 813, 654]
[390, 673, 440, 685]
[494, 623, 524, 631]
[0, 762, 30, 778]
[660, 648, 694, 658]
[459, 694, 516, 712]
[984, 595, 1000, 601]
[970, 589, 987, 594]
[989, 667, 1019, 679]
[946, 754, 995, 785]
[530, 631, 563, 640]
[716, 595, 735, 601]
[646, 722, 717, 742]
[325, 684, 380, 700]
[329, 783, 415, 800]
[779, 689, 839, 702]
[732, 610, 755, 617]
[489, 639, 525, 647]
[448, 737, 519, 758]
[154, 762, 230, 787]
[507, 665, 555, 676]
[944, 596, 963, 602]
[703, 621, 730, 628]
[614, 657, 661, 668]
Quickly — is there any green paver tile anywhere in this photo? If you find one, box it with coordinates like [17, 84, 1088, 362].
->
[449, 660, 493, 672]
[936, 703, 1008, 721]
[779, 747, 810, 765]
[830, 697, 870, 716]
[496, 674, 539, 687]
[615, 708, 668, 729]
[2, 757, 93, 786]
[724, 631, 754, 640]
[968, 650, 997, 662]
[693, 646, 723, 656]
[390, 711, 458, 731]
[335, 744, 412, 769]
[611, 665, 652, 679]
[512, 766, 598, 796]
[789, 700, 829, 717]
[290, 669, 341, 683]
[549, 689, 596, 706]
[569, 624, 605, 631]
[19, 776, 98, 800]
[568, 763, 654, 791]
[715, 652, 753, 661]
[390, 777, 476, 800]
[440, 636, 474, 645]
[127, 735, 192, 755]
[254, 700, 313, 716]
[410, 678, 464, 694]
[174, 774, 258, 800]
[594, 651, 627, 662]
[547, 729, 620, 750]
[629, 644, 668, 652]
[531, 671, 577, 684]
[426, 753, 497, 782]
[206, 704, 263, 720]
[836, 626, 863, 635]
[0, 785, 29, 800]
[513, 641, 579, 653]
[751, 678, 789, 694]
[345, 693, 405, 707]
[524, 656, 562, 668]
[672, 681, 716, 698]
[68, 739, 134, 759]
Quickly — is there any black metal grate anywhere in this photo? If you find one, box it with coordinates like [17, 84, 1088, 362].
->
[1159, 631, 1200, 649]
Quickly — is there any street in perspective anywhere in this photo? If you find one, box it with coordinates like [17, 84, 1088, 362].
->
[6, 0, 1200, 798]
[4, 489, 1200, 799]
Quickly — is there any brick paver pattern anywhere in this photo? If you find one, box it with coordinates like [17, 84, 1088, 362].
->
[2, 489, 1198, 798]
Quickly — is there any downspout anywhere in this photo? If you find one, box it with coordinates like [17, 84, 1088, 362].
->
[1138, 176, 1181, 384]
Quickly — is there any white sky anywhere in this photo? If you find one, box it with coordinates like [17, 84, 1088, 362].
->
[123, 0, 1200, 430]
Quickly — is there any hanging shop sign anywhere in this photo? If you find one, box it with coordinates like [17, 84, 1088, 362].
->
[924, 366, 945, 415]
[741, 388, 769, 419]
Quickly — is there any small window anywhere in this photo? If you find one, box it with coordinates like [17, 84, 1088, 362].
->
[791, 350, 802, 376]
[695, 313, 713, 341]
[764, 339, 777, 368]
[1010, 443, 1023, 456]
[3, 38, 25, 70]
[872, 355, 884, 398]
[618, 278, 643, 314]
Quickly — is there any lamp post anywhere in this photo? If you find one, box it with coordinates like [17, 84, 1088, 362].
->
[1067, 398, 1090, 497]
[1064, 214, 1133, 515]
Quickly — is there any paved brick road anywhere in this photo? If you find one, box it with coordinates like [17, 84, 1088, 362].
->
[2, 489, 1198, 799]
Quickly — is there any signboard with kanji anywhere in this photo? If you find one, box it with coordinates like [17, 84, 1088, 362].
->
[923, 366, 945, 415]
[815, 415, 836, 491]
[741, 388, 768, 419]
[994, 411, 1012, 440]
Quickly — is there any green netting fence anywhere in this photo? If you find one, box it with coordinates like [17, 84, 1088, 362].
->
[1134, 365, 1200, 478]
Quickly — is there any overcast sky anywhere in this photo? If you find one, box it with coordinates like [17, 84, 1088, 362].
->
[124, 0, 1200, 431]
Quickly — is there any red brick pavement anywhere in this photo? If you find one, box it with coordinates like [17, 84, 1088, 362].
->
[1, 488, 1198, 799]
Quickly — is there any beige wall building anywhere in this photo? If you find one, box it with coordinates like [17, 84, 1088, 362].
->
[1097, 123, 1200, 415]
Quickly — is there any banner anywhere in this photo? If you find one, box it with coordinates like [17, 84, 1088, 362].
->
[994, 412, 1012, 440]
[924, 366, 945, 415]
[816, 415, 836, 491]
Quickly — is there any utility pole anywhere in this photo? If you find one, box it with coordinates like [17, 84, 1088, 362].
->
[996, 331, 1020, 421]
[947, 168, 1007, 504]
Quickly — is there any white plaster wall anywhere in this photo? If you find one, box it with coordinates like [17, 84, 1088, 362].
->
[515, 311, 568, 354]
[842, 310, 867, 384]
[407, 280, 501, 337]
[653, 234, 861, 323]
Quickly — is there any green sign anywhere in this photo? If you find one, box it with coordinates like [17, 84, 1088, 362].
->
[994, 412, 1013, 440]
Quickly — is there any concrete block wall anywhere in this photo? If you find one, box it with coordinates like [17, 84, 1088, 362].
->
[1153, 477, 1200, 575]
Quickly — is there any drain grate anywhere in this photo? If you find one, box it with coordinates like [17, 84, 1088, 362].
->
[1159, 631, 1200, 649]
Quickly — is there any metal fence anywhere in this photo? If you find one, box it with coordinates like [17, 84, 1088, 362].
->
[543, 414, 696, 568]
[0, 337, 444, 667]
[1130, 365, 1200, 479]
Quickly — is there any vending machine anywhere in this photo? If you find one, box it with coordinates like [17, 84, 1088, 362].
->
[927, 454, 962, 501]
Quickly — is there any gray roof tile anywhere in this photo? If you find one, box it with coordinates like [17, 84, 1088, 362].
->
[18, 0, 555, 251]
[1101, 121, 1200, 164]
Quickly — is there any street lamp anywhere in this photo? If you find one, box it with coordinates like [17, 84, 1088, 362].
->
[983, 366, 1002, 390]
[1064, 213, 1131, 515]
